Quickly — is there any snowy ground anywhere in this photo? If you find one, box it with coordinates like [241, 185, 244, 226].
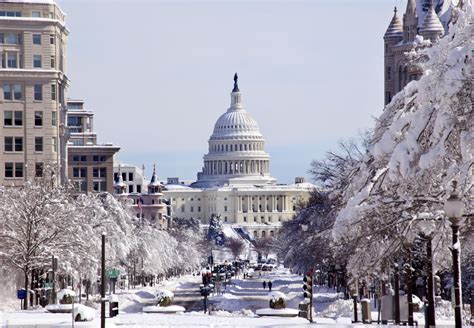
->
[0, 266, 459, 327]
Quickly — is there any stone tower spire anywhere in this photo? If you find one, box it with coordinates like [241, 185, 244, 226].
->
[403, 0, 418, 42]
[420, 1, 445, 42]
[384, 7, 403, 105]
[384, 7, 404, 38]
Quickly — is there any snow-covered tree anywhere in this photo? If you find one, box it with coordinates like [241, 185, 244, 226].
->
[332, 3, 473, 281]
[0, 177, 79, 309]
[227, 238, 245, 260]
[207, 214, 225, 245]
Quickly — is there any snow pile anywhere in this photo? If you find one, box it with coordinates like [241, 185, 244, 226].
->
[316, 299, 354, 318]
[73, 304, 95, 321]
[267, 291, 286, 301]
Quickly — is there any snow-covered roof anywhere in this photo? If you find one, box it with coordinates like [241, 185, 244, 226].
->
[164, 184, 194, 190]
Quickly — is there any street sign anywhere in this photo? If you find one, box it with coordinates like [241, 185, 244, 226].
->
[17, 289, 27, 300]
[107, 268, 120, 279]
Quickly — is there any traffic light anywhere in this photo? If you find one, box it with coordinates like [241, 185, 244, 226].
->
[434, 275, 441, 296]
[303, 275, 313, 299]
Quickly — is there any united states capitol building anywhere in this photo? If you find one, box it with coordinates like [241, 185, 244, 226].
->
[163, 75, 315, 239]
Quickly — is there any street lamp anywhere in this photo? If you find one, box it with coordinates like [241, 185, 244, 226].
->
[444, 182, 465, 328]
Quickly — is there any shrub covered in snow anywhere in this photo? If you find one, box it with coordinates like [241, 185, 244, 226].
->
[268, 291, 286, 309]
[156, 289, 174, 307]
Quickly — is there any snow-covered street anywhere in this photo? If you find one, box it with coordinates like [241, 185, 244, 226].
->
[1, 266, 460, 327]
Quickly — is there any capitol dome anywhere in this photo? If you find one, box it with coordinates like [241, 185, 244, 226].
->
[192, 74, 276, 188]
[211, 106, 263, 140]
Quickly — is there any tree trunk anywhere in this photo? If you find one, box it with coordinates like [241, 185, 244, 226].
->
[23, 269, 29, 310]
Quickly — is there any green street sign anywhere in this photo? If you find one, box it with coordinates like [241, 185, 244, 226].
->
[107, 268, 120, 279]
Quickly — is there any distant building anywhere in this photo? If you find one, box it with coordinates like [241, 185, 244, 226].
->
[114, 164, 168, 229]
[0, 0, 69, 186]
[113, 163, 146, 194]
[66, 99, 120, 193]
[384, 0, 453, 105]
[163, 75, 315, 238]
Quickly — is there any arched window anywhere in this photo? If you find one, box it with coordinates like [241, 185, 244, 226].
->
[230, 145, 233, 151]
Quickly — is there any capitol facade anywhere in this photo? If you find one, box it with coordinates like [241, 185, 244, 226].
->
[163, 75, 315, 239]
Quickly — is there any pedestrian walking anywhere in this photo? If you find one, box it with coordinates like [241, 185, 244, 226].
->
[263, 281, 267, 289]
[268, 281, 273, 291]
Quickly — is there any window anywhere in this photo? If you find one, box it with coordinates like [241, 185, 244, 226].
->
[35, 163, 43, 177]
[137, 185, 141, 193]
[5, 33, 20, 44]
[3, 84, 11, 100]
[73, 167, 87, 178]
[224, 217, 228, 222]
[128, 185, 134, 193]
[93, 155, 106, 162]
[5, 137, 23, 152]
[35, 136, 43, 152]
[5, 163, 13, 178]
[7, 53, 17, 68]
[4, 137, 12, 151]
[243, 216, 247, 222]
[49, 34, 55, 44]
[52, 137, 57, 152]
[13, 84, 22, 100]
[34, 111, 43, 126]
[93, 181, 107, 192]
[4, 110, 12, 125]
[33, 55, 41, 68]
[122, 173, 126, 181]
[181, 205, 185, 212]
[190, 206, 194, 212]
[78, 181, 87, 192]
[386, 66, 392, 80]
[51, 111, 57, 126]
[198, 206, 201, 212]
[31, 11, 41, 18]
[50, 56, 55, 69]
[224, 206, 228, 212]
[93, 167, 106, 178]
[34, 84, 42, 101]
[14, 137, 23, 152]
[3, 84, 23, 100]
[33, 34, 41, 45]
[0, 33, 3, 43]
[13, 163, 23, 177]
[14, 111, 22, 125]
[128, 172, 133, 181]
[254, 216, 257, 222]
[72, 155, 87, 162]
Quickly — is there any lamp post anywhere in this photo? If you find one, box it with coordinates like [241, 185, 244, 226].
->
[444, 182, 465, 328]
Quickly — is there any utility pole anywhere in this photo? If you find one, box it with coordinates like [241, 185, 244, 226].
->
[52, 255, 56, 304]
[426, 236, 436, 328]
[394, 264, 401, 325]
[101, 232, 106, 328]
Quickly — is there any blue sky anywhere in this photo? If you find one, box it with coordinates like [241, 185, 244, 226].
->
[59, 0, 406, 183]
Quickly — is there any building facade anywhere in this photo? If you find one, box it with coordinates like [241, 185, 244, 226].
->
[384, 0, 452, 105]
[0, 0, 69, 186]
[66, 99, 120, 193]
[163, 75, 314, 238]
[114, 165, 168, 229]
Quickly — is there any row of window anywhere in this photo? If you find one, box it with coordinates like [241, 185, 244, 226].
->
[4, 162, 44, 178]
[0, 10, 58, 19]
[4, 110, 55, 127]
[181, 205, 202, 213]
[1, 54, 54, 69]
[72, 155, 107, 162]
[3, 136, 48, 152]
[72, 167, 106, 178]
[3, 83, 57, 101]
[73, 180, 107, 193]
[211, 143, 263, 152]
[0, 32, 55, 44]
